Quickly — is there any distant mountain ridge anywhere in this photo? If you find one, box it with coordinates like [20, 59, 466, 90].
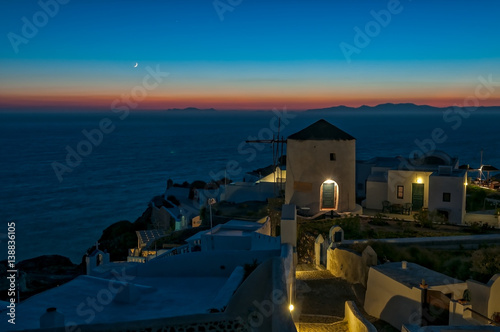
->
[2, 103, 500, 112]
[306, 103, 500, 112]
[165, 107, 217, 112]
[164, 103, 500, 112]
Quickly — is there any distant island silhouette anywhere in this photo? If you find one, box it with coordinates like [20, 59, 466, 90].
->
[2, 103, 500, 113]
[164, 103, 500, 113]
[305, 103, 500, 112]
[164, 107, 217, 112]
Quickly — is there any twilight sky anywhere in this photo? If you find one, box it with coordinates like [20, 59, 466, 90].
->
[1, 0, 500, 111]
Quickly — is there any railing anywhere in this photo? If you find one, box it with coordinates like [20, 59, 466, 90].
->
[24, 313, 249, 332]
[464, 308, 500, 326]
[154, 243, 191, 260]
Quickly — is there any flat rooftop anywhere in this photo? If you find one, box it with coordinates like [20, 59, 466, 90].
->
[186, 219, 266, 241]
[0, 273, 228, 331]
[372, 262, 463, 289]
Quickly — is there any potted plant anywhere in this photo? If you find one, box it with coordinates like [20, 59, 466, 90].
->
[492, 312, 500, 324]
[458, 289, 471, 305]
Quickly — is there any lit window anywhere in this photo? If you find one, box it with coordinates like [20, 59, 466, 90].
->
[443, 193, 451, 202]
[397, 185, 404, 199]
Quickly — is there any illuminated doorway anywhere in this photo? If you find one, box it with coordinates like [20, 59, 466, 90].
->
[321, 180, 338, 210]
[412, 183, 424, 210]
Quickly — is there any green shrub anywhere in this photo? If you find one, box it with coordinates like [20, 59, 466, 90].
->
[337, 215, 362, 239]
[364, 228, 378, 239]
[470, 246, 500, 282]
[413, 210, 443, 229]
[466, 185, 497, 211]
[369, 213, 389, 226]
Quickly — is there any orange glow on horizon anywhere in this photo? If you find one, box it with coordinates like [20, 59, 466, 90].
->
[1, 92, 499, 111]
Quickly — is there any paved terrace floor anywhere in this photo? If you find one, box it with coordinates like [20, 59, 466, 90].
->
[293, 264, 396, 332]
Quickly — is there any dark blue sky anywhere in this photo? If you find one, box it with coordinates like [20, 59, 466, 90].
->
[1, 0, 499, 109]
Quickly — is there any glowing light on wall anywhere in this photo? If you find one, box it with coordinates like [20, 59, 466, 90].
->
[416, 177, 423, 184]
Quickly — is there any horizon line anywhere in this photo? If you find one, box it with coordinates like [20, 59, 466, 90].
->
[1, 102, 500, 113]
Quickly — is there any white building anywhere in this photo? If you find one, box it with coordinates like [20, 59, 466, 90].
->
[364, 261, 467, 330]
[466, 274, 500, 324]
[285, 119, 356, 215]
[245, 164, 286, 184]
[1, 216, 297, 332]
[360, 151, 468, 224]
[223, 165, 286, 203]
[184, 218, 277, 252]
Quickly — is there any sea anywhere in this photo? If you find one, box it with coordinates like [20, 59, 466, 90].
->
[1, 109, 499, 263]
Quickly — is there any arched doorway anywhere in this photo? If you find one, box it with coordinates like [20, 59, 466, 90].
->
[96, 253, 103, 267]
[321, 180, 338, 210]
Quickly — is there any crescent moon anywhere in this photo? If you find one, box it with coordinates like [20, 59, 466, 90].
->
[134, 62, 138, 68]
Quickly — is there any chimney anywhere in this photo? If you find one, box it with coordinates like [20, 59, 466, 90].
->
[40, 307, 65, 329]
[402, 261, 407, 269]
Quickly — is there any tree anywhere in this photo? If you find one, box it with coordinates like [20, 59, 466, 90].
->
[470, 246, 500, 281]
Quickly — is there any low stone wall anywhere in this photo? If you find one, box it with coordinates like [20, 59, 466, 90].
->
[143, 249, 281, 278]
[226, 257, 295, 331]
[465, 213, 500, 228]
[343, 234, 500, 250]
[467, 274, 500, 324]
[345, 301, 377, 332]
[326, 246, 377, 287]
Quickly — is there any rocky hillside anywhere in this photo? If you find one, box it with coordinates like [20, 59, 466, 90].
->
[0, 255, 83, 301]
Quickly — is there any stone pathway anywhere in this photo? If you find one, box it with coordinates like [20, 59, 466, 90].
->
[293, 265, 397, 332]
[293, 266, 356, 332]
[296, 268, 362, 317]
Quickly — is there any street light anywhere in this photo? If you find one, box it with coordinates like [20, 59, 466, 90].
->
[208, 198, 216, 250]
[208, 198, 216, 229]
